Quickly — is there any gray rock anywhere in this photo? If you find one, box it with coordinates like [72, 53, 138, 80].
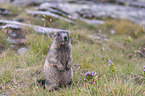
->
[9, 33, 17, 38]
[110, 30, 115, 34]
[13, 18, 24, 22]
[36, 2, 145, 27]
[7, 37, 18, 44]
[0, 24, 21, 29]
[26, 10, 74, 23]
[34, 2, 105, 25]
[17, 48, 28, 55]
[0, 19, 67, 34]
[10, 45, 17, 48]
[88, 34, 109, 41]
[0, 8, 10, 16]
[79, 18, 104, 25]
[1, 0, 145, 8]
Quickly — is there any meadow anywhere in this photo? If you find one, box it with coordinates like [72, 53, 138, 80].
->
[0, 4, 145, 96]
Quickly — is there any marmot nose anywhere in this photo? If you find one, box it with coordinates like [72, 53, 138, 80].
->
[64, 36, 68, 41]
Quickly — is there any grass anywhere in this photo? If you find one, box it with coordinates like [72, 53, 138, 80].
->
[0, 4, 145, 96]
[0, 32, 9, 53]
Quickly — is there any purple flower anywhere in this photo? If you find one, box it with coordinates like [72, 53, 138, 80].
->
[85, 73, 88, 77]
[109, 60, 112, 63]
[88, 71, 91, 75]
[143, 66, 145, 69]
[91, 71, 93, 76]
[85, 71, 91, 77]
[143, 69, 145, 72]
[95, 76, 98, 79]
[94, 72, 97, 76]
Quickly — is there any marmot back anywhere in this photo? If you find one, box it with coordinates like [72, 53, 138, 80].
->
[43, 31, 73, 91]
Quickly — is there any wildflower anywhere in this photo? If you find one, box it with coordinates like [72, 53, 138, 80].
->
[50, 19, 52, 21]
[143, 69, 145, 72]
[91, 71, 93, 76]
[21, 84, 24, 86]
[84, 71, 98, 80]
[108, 64, 110, 66]
[95, 76, 98, 79]
[85, 71, 91, 77]
[105, 84, 107, 86]
[94, 72, 97, 76]
[109, 60, 112, 63]
[132, 47, 134, 49]
[143, 66, 145, 69]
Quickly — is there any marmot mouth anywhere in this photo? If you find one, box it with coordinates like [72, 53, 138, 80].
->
[61, 41, 68, 45]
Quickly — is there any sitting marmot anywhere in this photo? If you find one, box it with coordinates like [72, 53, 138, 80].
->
[43, 31, 73, 91]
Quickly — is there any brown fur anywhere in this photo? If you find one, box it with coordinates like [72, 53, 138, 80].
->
[43, 31, 73, 91]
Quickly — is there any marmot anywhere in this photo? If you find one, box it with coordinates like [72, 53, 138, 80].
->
[43, 31, 73, 91]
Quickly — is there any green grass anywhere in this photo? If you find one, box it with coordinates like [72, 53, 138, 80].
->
[0, 4, 145, 96]
[0, 32, 9, 53]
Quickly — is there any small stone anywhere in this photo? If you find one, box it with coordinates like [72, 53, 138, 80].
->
[13, 18, 23, 22]
[7, 37, 18, 44]
[9, 33, 17, 38]
[10, 45, 17, 48]
[94, 36, 101, 40]
[17, 48, 28, 55]
[0, 8, 10, 15]
[110, 30, 115, 34]
[104, 38, 109, 41]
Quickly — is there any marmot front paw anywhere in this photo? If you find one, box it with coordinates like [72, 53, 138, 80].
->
[57, 65, 65, 72]
[66, 65, 71, 71]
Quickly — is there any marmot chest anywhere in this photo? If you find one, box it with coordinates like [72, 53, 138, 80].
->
[57, 46, 70, 67]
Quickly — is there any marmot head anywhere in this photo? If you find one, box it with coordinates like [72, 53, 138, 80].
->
[53, 31, 70, 45]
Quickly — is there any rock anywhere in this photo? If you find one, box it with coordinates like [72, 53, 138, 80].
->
[7, 37, 18, 44]
[26, 10, 75, 23]
[37, 2, 70, 17]
[88, 34, 109, 41]
[0, 8, 10, 16]
[33, 2, 105, 25]
[35, 2, 145, 27]
[76, 3, 145, 25]
[104, 0, 145, 8]
[1, 0, 145, 8]
[10, 44, 17, 48]
[17, 47, 28, 55]
[9, 33, 17, 38]
[0, 24, 21, 30]
[0, 0, 50, 6]
[13, 18, 24, 22]
[79, 18, 104, 25]
[110, 29, 115, 34]
[0, 19, 67, 34]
